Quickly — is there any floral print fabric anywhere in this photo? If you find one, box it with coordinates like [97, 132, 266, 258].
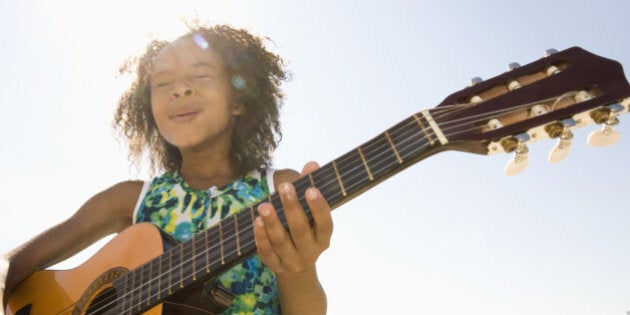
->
[134, 170, 280, 314]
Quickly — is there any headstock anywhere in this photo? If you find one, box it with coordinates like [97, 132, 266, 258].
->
[430, 47, 630, 175]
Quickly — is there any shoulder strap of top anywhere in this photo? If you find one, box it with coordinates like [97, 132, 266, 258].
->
[131, 180, 152, 224]
[265, 168, 276, 194]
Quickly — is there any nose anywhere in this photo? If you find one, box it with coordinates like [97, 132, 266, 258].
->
[171, 82, 194, 98]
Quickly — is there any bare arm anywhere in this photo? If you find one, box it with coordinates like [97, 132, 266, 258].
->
[1, 180, 143, 310]
[254, 162, 333, 315]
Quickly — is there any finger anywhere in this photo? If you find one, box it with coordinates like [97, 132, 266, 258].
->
[277, 182, 316, 258]
[300, 161, 320, 176]
[257, 200, 299, 265]
[253, 213, 286, 273]
[305, 187, 333, 249]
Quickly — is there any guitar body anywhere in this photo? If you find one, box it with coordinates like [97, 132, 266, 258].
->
[6, 223, 165, 315]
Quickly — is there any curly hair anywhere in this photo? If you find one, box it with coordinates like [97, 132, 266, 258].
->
[114, 24, 287, 174]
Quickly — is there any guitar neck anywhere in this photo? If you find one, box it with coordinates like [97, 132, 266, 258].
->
[111, 109, 447, 313]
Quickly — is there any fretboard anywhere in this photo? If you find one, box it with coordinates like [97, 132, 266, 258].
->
[108, 109, 445, 314]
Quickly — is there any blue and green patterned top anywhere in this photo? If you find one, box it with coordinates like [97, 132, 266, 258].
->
[133, 169, 280, 314]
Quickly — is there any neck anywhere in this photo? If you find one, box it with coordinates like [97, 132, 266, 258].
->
[178, 147, 241, 190]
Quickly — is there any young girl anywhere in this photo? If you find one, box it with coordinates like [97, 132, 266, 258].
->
[1, 24, 333, 314]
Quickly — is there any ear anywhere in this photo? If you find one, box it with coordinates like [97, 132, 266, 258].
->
[232, 102, 244, 116]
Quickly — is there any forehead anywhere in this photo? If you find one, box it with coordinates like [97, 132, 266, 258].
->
[151, 38, 224, 73]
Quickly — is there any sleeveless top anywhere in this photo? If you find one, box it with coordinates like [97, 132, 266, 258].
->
[133, 169, 280, 314]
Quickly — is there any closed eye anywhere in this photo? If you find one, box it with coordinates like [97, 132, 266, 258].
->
[192, 72, 216, 80]
[154, 81, 172, 88]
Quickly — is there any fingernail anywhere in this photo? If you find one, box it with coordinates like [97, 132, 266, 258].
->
[255, 217, 264, 227]
[306, 188, 318, 200]
[280, 182, 291, 193]
[258, 206, 270, 217]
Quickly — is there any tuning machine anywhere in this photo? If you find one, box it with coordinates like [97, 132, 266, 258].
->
[588, 103, 624, 147]
[545, 118, 576, 163]
[503, 133, 530, 176]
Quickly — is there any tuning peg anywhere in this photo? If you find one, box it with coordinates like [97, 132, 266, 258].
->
[546, 65, 561, 76]
[547, 118, 576, 163]
[530, 104, 549, 117]
[587, 103, 623, 147]
[471, 77, 483, 85]
[588, 128, 620, 147]
[546, 48, 559, 56]
[508, 62, 521, 70]
[574, 90, 594, 103]
[502, 133, 530, 176]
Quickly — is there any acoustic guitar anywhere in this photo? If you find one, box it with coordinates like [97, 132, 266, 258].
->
[6, 47, 630, 314]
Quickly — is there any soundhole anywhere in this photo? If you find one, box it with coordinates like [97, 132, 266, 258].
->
[15, 304, 32, 315]
[84, 287, 118, 315]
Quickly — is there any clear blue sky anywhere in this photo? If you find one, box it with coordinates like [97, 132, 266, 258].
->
[1, 1, 629, 314]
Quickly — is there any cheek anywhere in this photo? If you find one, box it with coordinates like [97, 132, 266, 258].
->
[150, 99, 169, 135]
[150, 93, 167, 119]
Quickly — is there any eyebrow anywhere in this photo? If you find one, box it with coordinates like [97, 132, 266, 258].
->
[151, 62, 220, 77]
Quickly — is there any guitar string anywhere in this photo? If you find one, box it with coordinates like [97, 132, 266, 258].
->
[80, 95, 557, 314]
[78, 92, 577, 314]
[80, 91, 575, 314]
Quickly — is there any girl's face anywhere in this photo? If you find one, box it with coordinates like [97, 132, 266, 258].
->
[150, 38, 243, 152]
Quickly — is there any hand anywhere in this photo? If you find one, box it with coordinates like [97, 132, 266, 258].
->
[254, 162, 333, 274]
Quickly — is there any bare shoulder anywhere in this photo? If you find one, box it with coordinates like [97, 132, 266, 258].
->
[272, 168, 300, 190]
[91, 180, 144, 212]
[72, 180, 145, 234]
[106, 180, 145, 202]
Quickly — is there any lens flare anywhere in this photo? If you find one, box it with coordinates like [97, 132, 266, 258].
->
[193, 33, 209, 50]
[231, 75, 247, 90]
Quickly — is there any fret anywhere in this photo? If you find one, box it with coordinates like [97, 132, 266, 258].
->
[250, 205, 256, 228]
[384, 131, 403, 164]
[234, 212, 241, 256]
[244, 206, 257, 251]
[179, 246, 186, 289]
[207, 224, 223, 273]
[132, 266, 142, 314]
[167, 248, 173, 295]
[204, 229, 211, 273]
[192, 235, 205, 281]
[239, 207, 258, 255]
[120, 273, 128, 314]
[308, 172, 315, 187]
[361, 133, 399, 180]
[413, 113, 436, 145]
[331, 160, 347, 197]
[145, 257, 157, 306]
[357, 147, 374, 181]
[158, 252, 163, 301]
[143, 261, 152, 306]
[218, 221, 225, 265]
[235, 209, 252, 243]
[333, 149, 371, 198]
[221, 216, 240, 264]
[130, 264, 136, 311]
[310, 163, 344, 206]
[389, 116, 431, 161]
[191, 237, 197, 281]
[146, 260, 153, 306]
